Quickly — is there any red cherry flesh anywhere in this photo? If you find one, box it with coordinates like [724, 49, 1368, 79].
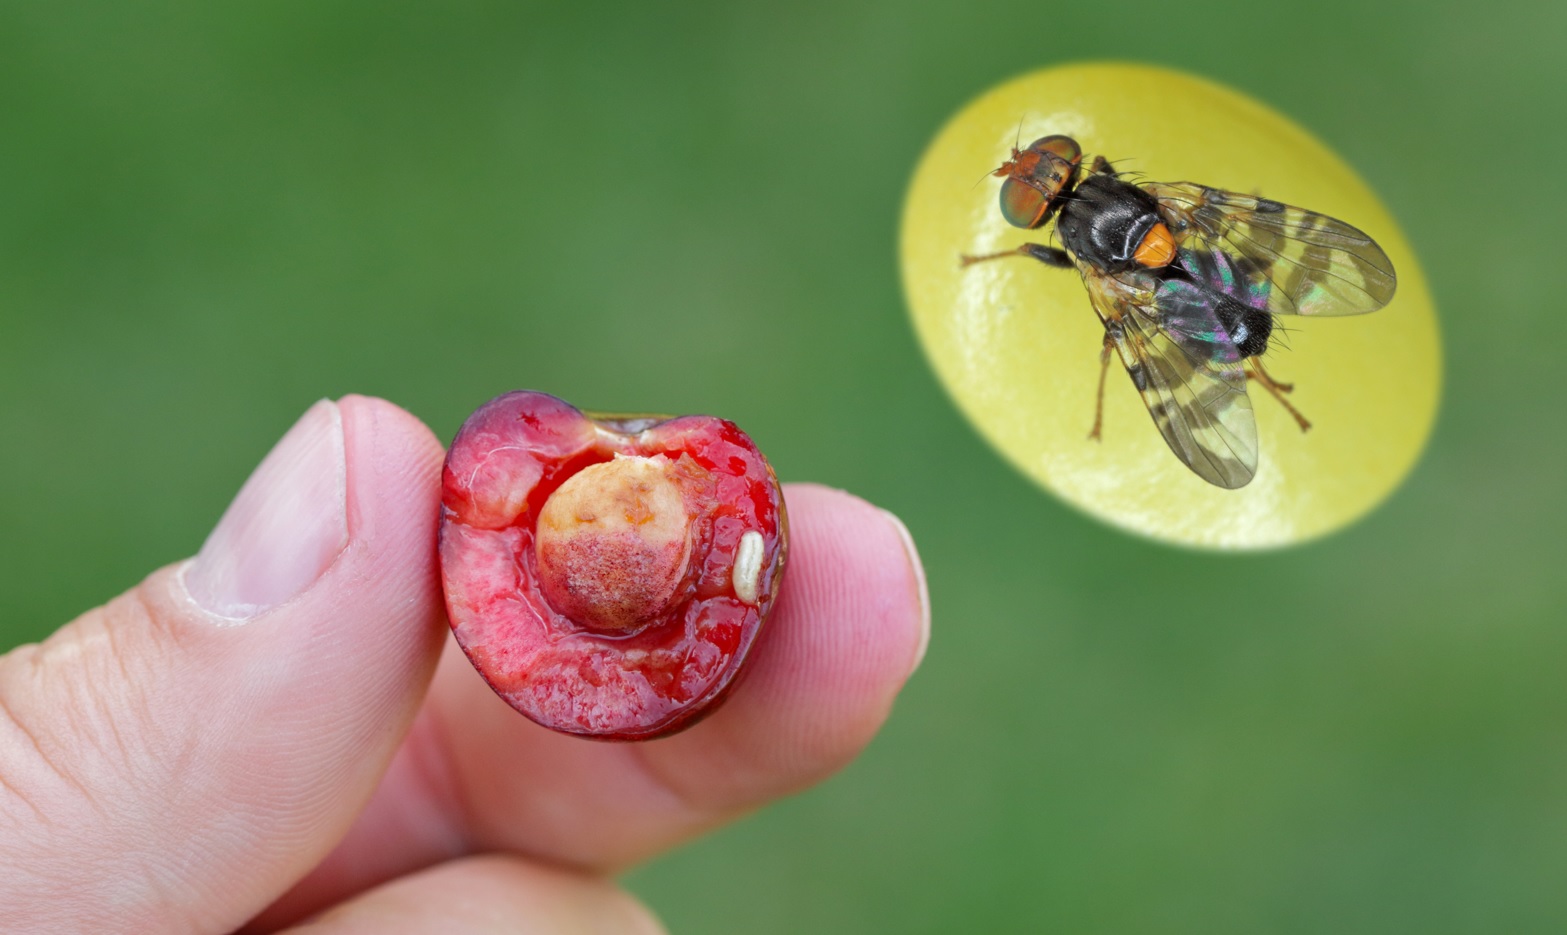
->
[438, 390, 788, 740]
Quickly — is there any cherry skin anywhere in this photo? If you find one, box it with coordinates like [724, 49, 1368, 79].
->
[438, 390, 788, 740]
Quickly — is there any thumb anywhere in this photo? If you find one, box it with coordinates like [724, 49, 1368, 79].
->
[0, 396, 448, 934]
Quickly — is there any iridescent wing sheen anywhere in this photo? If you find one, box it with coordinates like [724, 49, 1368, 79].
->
[1145, 181, 1396, 317]
[1080, 266, 1259, 488]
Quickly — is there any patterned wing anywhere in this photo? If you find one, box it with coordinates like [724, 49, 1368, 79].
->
[1146, 181, 1396, 317]
[1081, 267, 1259, 488]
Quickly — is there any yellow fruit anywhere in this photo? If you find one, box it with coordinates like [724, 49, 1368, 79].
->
[901, 63, 1441, 548]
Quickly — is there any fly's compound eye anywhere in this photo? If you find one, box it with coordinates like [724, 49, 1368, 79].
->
[1029, 134, 1082, 166]
[996, 135, 1082, 228]
[998, 176, 1051, 228]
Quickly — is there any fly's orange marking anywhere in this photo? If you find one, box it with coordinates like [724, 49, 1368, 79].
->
[1133, 221, 1177, 268]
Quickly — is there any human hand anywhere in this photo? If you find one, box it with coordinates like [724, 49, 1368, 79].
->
[0, 396, 929, 933]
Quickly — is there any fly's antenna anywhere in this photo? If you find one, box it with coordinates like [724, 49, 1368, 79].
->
[972, 120, 1025, 191]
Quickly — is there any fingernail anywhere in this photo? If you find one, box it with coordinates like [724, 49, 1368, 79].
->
[183, 400, 349, 621]
[880, 508, 929, 676]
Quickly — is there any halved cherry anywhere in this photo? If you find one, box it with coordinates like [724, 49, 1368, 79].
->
[438, 390, 788, 740]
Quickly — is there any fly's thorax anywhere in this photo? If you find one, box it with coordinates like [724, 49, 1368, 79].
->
[1058, 175, 1168, 273]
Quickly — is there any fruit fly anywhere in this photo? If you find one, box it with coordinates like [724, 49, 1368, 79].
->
[962, 135, 1396, 488]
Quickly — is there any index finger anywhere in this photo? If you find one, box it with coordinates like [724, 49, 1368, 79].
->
[252, 483, 927, 929]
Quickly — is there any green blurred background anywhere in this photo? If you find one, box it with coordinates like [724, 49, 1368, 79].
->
[3, 1, 1563, 931]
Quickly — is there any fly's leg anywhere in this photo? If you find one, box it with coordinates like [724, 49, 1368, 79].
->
[1088, 330, 1116, 441]
[959, 243, 1071, 268]
[1246, 359, 1311, 432]
[1249, 357, 1294, 394]
[1091, 155, 1117, 177]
